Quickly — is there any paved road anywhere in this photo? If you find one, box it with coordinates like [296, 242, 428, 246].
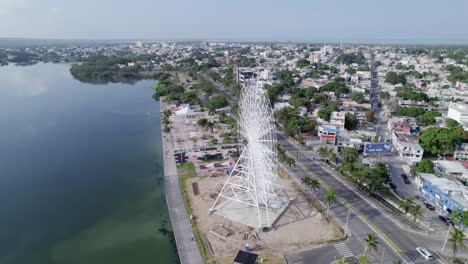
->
[205, 73, 456, 263]
[201, 74, 238, 106]
[160, 100, 203, 264]
[277, 132, 451, 263]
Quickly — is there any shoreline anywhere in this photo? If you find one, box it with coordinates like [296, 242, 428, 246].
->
[159, 99, 203, 264]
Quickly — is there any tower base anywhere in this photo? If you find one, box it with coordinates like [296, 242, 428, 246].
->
[212, 197, 289, 229]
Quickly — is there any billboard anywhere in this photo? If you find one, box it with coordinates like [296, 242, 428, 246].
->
[364, 142, 392, 155]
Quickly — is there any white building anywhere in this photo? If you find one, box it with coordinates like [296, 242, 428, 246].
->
[308, 52, 321, 63]
[454, 143, 468, 161]
[447, 104, 468, 130]
[392, 132, 424, 165]
[330, 111, 350, 130]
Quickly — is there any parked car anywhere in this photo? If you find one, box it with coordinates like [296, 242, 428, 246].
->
[389, 183, 397, 190]
[404, 178, 411, 184]
[401, 173, 408, 180]
[424, 202, 435, 211]
[438, 215, 454, 226]
[416, 247, 434, 260]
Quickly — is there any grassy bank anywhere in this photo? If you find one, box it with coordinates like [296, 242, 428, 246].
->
[177, 163, 208, 263]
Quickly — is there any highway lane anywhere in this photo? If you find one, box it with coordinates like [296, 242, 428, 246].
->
[277, 132, 448, 263]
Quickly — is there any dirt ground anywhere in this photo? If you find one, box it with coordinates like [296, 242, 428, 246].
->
[185, 174, 344, 264]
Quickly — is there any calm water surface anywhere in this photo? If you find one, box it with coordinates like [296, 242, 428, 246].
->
[0, 63, 177, 264]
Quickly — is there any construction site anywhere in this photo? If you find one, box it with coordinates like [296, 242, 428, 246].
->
[167, 82, 345, 263]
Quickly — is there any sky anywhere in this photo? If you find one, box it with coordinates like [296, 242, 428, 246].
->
[1, 0, 467, 43]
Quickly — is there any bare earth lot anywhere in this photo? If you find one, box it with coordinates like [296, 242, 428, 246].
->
[183, 173, 344, 264]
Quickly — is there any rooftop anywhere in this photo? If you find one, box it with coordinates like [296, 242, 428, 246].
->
[420, 173, 468, 208]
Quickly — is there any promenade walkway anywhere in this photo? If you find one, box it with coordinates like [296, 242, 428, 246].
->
[160, 100, 203, 264]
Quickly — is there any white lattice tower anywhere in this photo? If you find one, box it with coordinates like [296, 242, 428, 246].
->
[210, 81, 279, 229]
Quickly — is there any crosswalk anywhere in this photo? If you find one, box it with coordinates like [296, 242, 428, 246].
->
[335, 243, 354, 258]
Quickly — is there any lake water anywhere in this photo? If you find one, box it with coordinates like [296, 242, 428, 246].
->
[0, 63, 178, 264]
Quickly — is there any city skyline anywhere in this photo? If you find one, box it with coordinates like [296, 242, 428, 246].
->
[1, 0, 468, 44]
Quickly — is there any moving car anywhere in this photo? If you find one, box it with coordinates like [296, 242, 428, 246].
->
[416, 247, 434, 260]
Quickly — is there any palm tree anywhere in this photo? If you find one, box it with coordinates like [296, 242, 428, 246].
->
[364, 233, 378, 257]
[398, 198, 414, 214]
[296, 133, 304, 144]
[340, 147, 359, 163]
[410, 204, 423, 223]
[276, 144, 287, 162]
[301, 176, 311, 187]
[451, 209, 463, 224]
[449, 227, 466, 258]
[318, 146, 329, 161]
[338, 256, 346, 264]
[323, 187, 337, 217]
[328, 151, 338, 164]
[286, 157, 296, 167]
[308, 178, 320, 192]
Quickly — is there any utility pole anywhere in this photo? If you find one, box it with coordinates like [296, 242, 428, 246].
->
[441, 225, 451, 253]
[345, 207, 351, 235]
[380, 247, 385, 264]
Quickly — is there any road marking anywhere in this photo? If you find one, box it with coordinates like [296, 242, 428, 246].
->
[334, 242, 354, 257]
[280, 146, 408, 263]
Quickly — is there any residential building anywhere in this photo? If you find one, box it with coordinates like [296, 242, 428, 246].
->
[308, 52, 320, 64]
[392, 132, 424, 165]
[447, 104, 468, 129]
[454, 143, 468, 161]
[434, 160, 468, 178]
[318, 126, 339, 143]
[416, 173, 468, 212]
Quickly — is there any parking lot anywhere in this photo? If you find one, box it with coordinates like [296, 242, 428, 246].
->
[170, 106, 242, 176]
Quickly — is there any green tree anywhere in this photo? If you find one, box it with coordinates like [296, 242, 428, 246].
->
[416, 159, 434, 173]
[308, 178, 320, 192]
[340, 147, 359, 163]
[328, 151, 338, 163]
[380, 91, 390, 100]
[286, 157, 296, 167]
[446, 118, 460, 128]
[296, 58, 310, 68]
[323, 187, 337, 217]
[365, 111, 375, 123]
[364, 233, 378, 257]
[385, 71, 406, 85]
[345, 112, 358, 130]
[410, 204, 423, 223]
[318, 146, 330, 161]
[301, 176, 311, 187]
[350, 92, 366, 103]
[419, 127, 468, 156]
[205, 95, 229, 113]
[318, 107, 332, 121]
[320, 81, 349, 96]
[399, 198, 414, 214]
[197, 118, 208, 127]
[449, 227, 466, 258]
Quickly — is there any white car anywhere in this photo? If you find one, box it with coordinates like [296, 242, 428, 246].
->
[416, 247, 434, 261]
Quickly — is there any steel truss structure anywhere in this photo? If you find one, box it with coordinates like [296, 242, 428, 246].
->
[210, 81, 280, 229]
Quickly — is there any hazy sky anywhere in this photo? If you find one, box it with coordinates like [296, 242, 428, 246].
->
[1, 0, 467, 43]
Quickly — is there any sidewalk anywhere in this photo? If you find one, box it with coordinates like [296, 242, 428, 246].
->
[160, 100, 203, 264]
